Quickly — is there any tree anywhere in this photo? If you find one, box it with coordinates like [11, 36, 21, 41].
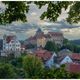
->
[0, 1, 80, 24]
[0, 63, 17, 78]
[0, 1, 30, 24]
[23, 54, 44, 78]
[34, 1, 80, 24]
[44, 41, 59, 52]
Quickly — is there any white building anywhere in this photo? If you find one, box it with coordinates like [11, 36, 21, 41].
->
[60, 56, 73, 65]
[2, 35, 21, 57]
[48, 32, 64, 46]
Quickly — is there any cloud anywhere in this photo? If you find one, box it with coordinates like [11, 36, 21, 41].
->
[30, 12, 37, 16]
[0, 3, 80, 40]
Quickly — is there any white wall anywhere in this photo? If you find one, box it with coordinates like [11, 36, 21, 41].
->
[60, 56, 73, 65]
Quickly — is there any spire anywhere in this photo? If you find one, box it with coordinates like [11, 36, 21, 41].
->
[35, 28, 44, 36]
[36, 28, 42, 33]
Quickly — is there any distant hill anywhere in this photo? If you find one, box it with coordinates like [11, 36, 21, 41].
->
[70, 39, 80, 45]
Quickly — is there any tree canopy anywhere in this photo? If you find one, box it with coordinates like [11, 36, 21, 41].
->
[0, 1, 29, 24]
[34, 1, 80, 24]
[23, 54, 44, 78]
[44, 41, 59, 52]
[0, 63, 17, 78]
[0, 1, 80, 24]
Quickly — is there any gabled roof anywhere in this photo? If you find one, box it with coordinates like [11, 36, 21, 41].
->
[71, 53, 80, 60]
[44, 34, 51, 38]
[58, 49, 72, 56]
[28, 36, 36, 40]
[66, 63, 80, 73]
[35, 49, 52, 61]
[6, 35, 16, 43]
[37, 34, 45, 39]
[48, 32, 63, 36]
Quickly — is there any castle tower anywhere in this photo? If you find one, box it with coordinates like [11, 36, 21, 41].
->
[35, 28, 44, 37]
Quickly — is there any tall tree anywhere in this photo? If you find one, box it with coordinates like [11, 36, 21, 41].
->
[23, 54, 44, 78]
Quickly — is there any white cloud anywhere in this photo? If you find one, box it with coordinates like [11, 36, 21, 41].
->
[30, 12, 37, 16]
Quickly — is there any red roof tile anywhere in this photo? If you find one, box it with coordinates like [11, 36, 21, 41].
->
[28, 36, 36, 40]
[66, 63, 80, 73]
[35, 49, 52, 61]
[6, 35, 15, 43]
[71, 53, 80, 60]
[48, 32, 63, 36]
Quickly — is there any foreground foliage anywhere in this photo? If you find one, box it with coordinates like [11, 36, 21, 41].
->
[0, 1, 80, 24]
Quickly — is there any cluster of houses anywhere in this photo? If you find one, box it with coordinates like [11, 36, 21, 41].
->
[32, 48, 80, 73]
[0, 28, 80, 73]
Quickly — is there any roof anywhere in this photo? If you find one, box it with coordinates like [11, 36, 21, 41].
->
[37, 34, 45, 39]
[66, 63, 80, 73]
[58, 49, 72, 56]
[35, 49, 52, 61]
[28, 36, 36, 41]
[6, 35, 16, 43]
[44, 34, 51, 38]
[36, 28, 43, 33]
[71, 53, 80, 60]
[48, 32, 63, 36]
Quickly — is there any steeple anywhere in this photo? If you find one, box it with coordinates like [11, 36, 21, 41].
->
[36, 28, 42, 33]
[35, 28, 44, 36]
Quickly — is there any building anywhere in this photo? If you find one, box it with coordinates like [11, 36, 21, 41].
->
[34, 48, 57, 68]
[60, 55, 73, 65]
[48, 32, 64, 46]
[58, 48, 72, 57]
[2, 35, 21, 57]
[66, 63, 80, 73]
[70, 53, 80, 64]
[25, 28, 64, 48]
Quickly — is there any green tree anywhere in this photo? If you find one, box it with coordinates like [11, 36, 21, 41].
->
[0, 1, 80, 24]
[44, 41, 59, 52]
[34, 1, 80, 24]
[23, 54, 44, 78]
[0, 63, 17, 78]
[0, 1, 30, 24]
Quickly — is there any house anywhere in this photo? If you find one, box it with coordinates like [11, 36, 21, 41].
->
[70, 53, 80, 64]
[60, 55, 73, 65]
[48, 32, 64, 46]
[45, 52, 58, 68]
[58, 48, 72, 57]
[35, 48, 57, 68]
[54, 49, 73, 65]
[2, 34, 21, 57]
[66, 63, 80, 73]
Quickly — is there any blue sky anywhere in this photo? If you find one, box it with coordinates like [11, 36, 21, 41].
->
[0, 2, 80, 40]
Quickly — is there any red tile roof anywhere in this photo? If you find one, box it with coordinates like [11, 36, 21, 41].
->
[28, 36, 36, 40]
[48, 32, 63, 36]
[6, 35, 15, 43]
[35, 49, 52, 61]
[66, 63, 80, 73]
[37, 35, 45, 39]
[71, 53, 80, 60]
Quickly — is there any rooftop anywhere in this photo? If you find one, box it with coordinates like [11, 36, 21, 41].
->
[66, 63, 80, 73]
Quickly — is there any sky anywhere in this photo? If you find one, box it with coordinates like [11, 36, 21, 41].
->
[0, 2, 80, 40]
